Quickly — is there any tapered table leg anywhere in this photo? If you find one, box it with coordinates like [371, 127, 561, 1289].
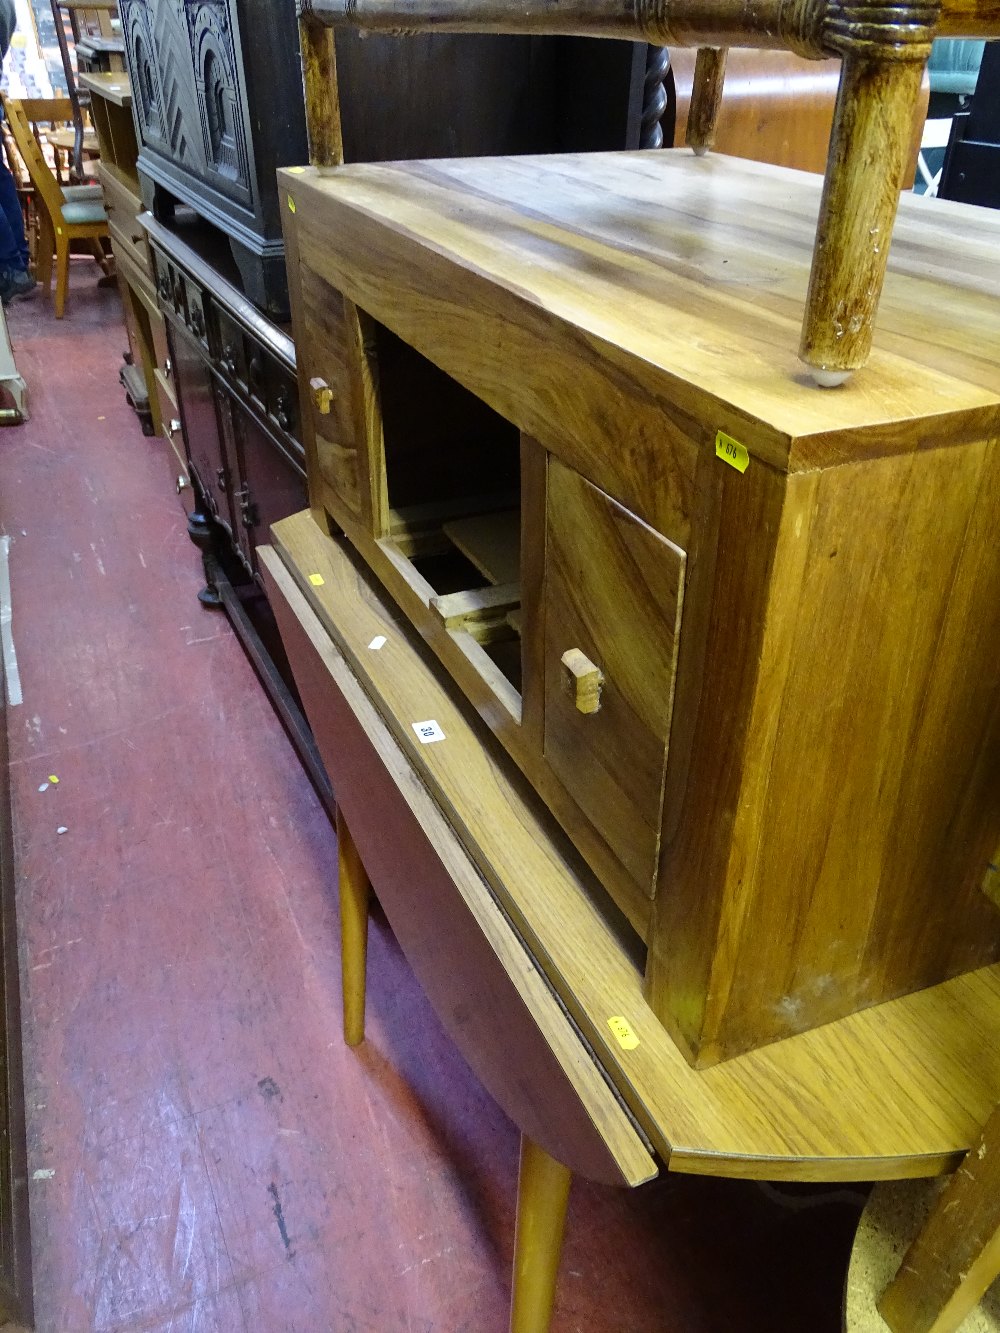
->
[510, 1135, 572, 1333]
[336, 807, 371, 1047]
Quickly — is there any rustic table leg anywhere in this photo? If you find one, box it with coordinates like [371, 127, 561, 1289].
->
[510, 1136, 572, 1333]
[878, 1105, 1000, 1333]
[685, 46, 728, 156]
[800, 53, 927, 386]
[299, 10, 344, 171]
[335, 807, 371, 1047]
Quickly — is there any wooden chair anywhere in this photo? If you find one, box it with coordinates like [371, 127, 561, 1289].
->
[1, 95, 109, 317]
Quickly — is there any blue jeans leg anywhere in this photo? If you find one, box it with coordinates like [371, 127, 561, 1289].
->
[0, 158, 28, 271]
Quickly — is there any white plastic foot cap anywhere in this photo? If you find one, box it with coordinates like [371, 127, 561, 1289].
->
[809, 367, 852, 389]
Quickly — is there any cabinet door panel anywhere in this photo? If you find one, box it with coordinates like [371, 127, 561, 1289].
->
[233, 406, 308, 576]
[298, 266, 363, 519]
[169, 321, 232, 528]
[543, 459, 685, 897]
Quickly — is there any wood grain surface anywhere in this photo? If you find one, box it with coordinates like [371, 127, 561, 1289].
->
[543, 458, 684, 899]
[650, 436, 1000, 1063]
[800, 56, 928, 374]
[443, 510, 520, 586]
[260, 541, 656, 1189]
[879, 1106, 1000, 1332]
[280, 155, 1000, 1060]
[685, 47, 728, 154]
[268, 512, 1000, 1181]
[279, 152, 1000, 487]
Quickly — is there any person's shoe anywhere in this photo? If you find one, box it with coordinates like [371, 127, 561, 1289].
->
[0, 268, 36, 306]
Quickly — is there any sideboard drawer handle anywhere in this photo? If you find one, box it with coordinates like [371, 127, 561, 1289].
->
[561, 648, 604, 715]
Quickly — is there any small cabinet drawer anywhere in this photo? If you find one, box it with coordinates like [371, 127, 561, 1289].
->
[542, 458, 686, 899]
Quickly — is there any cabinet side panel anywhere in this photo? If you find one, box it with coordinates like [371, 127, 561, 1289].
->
[696, 441, 1000, 1063]
[646, 454, 790, 1062]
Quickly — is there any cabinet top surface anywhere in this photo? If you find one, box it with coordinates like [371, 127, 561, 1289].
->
[77, 71, 132, 107]
[282, 150, 1000, 450]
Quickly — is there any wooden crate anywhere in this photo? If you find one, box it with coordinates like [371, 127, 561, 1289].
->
[278, 148, 1000, 1066]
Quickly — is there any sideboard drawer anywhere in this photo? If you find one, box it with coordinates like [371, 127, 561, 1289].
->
[543, 458, 686, 897]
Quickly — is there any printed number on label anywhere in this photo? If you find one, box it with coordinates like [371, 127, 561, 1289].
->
[715, 430, 750, 473]
[412, 719, 446, 744]
[607, 1016, 640, 1050]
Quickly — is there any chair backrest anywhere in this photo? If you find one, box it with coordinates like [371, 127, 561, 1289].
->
[1, 97, 66, 224]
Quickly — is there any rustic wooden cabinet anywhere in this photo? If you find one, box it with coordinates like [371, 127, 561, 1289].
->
[278, 149, 1000, 1068]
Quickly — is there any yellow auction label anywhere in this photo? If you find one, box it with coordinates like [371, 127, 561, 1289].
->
[715, 430, 750, 473]
[608, 1016, 640, 1051]
[287, 195, 297, 213]
[308, 573, 325, 586]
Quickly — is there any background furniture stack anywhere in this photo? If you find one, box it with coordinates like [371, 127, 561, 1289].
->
[114, 0, 667, 806]
[79, 70, 162, 432]
[1, 94, 110, 317]
[48, 0, 121, 179]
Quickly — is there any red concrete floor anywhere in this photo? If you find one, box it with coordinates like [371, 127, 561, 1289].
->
[0, 260, 868, 1332]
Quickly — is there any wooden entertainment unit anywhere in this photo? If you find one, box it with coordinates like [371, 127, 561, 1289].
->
[277, 148, 1000, 1068]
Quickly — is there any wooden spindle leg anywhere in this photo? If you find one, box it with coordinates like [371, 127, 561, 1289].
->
[878, 1105, 1000, 1333]
[799, 53, 926, 386]
[299, 9, 344, 171]
[510, 1136, 572, 1333]
[685, 47, 728, 156]
[335, 807, 371, 1047]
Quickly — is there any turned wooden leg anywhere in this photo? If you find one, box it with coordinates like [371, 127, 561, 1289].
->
[335, 807, 370, 1048]
[685, 47, 728, 156]
[299, 12, 343, 171]
[510, 1136, 572, 1333]
[799, 53, 927, 385]
[879, 1105, 1000, 1333]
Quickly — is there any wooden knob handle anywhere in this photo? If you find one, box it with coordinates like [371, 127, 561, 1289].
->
[310, 376, 334, 414]
[561, 648, 604, 714]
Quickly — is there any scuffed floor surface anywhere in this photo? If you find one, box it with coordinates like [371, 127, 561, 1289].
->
[0, 263, 866, 1331]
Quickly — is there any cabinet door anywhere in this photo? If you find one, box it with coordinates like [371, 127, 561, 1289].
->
[230, 402, 308, 576]
[297, 267, 365, 521]
[169, 321, 232, 529]
[543, 459, 685, 898]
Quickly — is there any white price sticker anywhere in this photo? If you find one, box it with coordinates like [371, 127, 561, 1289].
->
[412, 719, 446, 744]
[368, 635, 387, 651]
